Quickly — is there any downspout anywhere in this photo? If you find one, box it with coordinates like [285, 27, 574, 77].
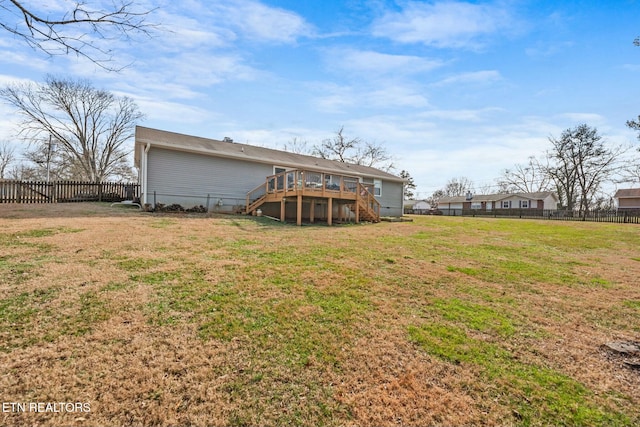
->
[141, 142, 151, 205]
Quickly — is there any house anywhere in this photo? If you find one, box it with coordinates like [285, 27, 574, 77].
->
[404, 199, 431, 214]
[614, 189, 640, 211]
[134, 126, 406, 225]
[437, 192, 559, 214]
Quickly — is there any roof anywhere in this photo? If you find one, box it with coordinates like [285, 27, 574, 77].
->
[438, 192, 558, 204]
[135, 126, 404, 183]
[614, 188, 640, 198]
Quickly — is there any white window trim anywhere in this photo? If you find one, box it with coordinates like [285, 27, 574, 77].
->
[373, 179, 382, 197]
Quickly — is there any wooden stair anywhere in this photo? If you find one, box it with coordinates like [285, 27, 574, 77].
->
[245, 171, 381, 225]
[353, 198, 380, 223]
[246, 194, 267, 214]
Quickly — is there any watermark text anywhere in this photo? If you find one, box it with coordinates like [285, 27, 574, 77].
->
[2, 402, 91, 413]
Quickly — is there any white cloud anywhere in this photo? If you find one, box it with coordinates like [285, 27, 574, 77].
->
[558, 113, 606, 126]
[312, 81, 429, 113]
[133, 96, 214, 125]
[214, 0, 314, 44]
[324, 48, 445, 75]
[371, 1, 515, 49]
[418, 107, 504, 122]
[433, 70, 503, 86]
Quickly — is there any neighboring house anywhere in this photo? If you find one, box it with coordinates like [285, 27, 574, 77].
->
[134, 126, 406, 225]
[403, 199, 416, 214]
[437, 192, 559, 213]
[614, 188, 640, 211]
[404, 199, 430, 214]
[413, 200, 431, 212]
[403, 199, 432, 214]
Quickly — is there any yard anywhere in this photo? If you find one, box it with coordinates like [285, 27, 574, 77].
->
[0, 203, 639, 426]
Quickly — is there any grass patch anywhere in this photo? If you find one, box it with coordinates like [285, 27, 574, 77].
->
[623, 300, 640, 310]
[117, 257, 165, 272]
[1, 206, 639, 426]
[408, 324, 630, 426]
[430, 297, 516, 337]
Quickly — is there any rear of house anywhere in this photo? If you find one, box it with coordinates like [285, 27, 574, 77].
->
[134, 126, 405, 222]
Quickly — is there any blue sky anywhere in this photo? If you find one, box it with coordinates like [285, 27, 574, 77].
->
[1, 0, 640, 197]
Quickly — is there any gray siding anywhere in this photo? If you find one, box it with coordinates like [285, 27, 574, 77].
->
[378, 180, 404, 217]
[147, 147, 272, 210]
[146, 147, 405, 216]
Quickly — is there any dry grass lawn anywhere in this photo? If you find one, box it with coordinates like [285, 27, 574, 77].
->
[0, 203, 639, 426]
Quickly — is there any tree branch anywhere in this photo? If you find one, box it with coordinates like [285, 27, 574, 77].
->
[2, 0, 157, 71]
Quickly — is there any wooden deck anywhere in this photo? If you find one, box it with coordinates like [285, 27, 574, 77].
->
[246, 170, 380, 225]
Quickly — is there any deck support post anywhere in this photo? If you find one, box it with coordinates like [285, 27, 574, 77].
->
[355, 199, 360, 223]
[281, 199, 286, 222]
[327, 197, 333, 226]
[309, 199, 315, 224]
[297, 194, 303, 226]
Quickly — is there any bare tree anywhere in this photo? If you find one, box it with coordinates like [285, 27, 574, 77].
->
[427, 189, 445, 208]
[0, 141, 16, 178]
[0, 0, 155, 70]
[616, 154, 640, 184]
[283, 137, 310, 154]
[312, 126, 395, 171]
[498, 156, 552, 193]
[545, 124, 623, 215]
[0, 75, 143, 182]
[443, 176, 474, 197]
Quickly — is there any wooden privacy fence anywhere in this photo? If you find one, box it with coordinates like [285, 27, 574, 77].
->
[0, 180, 140, 204]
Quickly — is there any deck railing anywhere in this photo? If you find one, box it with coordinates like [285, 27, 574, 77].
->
[246, 169, 379, 217]
[263, 169, 360, 195]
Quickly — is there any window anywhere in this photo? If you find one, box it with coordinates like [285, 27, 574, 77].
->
[502, 201, 511, 209]
[520, 200, 529, 208]
[373, 179, 382, 196]
[274, 167, 287, 191]
[325, 174, 341, 191]
[471, 202, 482, 210]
